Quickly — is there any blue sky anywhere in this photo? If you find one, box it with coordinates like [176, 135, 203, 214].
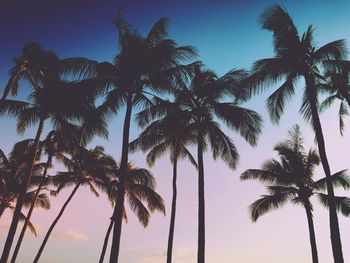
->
[2, 0, 350, 262]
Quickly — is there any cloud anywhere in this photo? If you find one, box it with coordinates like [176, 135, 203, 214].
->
[141, 246, 195, 263]
[53, 229, 89, 242]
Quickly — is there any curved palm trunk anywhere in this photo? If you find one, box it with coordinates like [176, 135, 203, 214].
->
[304, 203, 318, 263]
[33, 183, 81, 263]
[197, 131, 205, 263]
[306, 75, 343, 263]
[109, 95, 133, 263]
[99, 218, 114, 263]
[166, 158, 178, 263]
[11, 155, 52, 263]
[1, 119, 45, 263]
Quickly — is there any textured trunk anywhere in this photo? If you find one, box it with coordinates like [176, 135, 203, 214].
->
[305, 75, 343, 263]
[33, 183, 80, 263]
[11, 155, 52, 263]
[304, 204, 319, 263]
[109, 95, 132, 263]
[166, 158, 178, 263]
[197, 131, 205, 263]
[99, 218, 114, 263]
[1, 119, 45, 263]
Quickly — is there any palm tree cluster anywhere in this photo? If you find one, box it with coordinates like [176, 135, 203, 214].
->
[1, 4, 350, 263]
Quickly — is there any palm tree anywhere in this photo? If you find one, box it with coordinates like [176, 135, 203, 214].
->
[2, 42, 60, 99]
[10, 123, 84, 263]
[138, 65, 262, 262]
[0, 78, 94, 262]
[33, 145, 115, 262]
[249, 5, 347, 261]
[62, 14, 197, 263]
[241, 125, 350, 263]
[129, 97, 197, 263]
[0, 140, 50, 232]
[98, 162, 165, 263]
[319, 68, 350, 135]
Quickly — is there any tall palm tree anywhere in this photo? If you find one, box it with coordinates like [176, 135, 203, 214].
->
[138, 65, 262, 262]
[99, 162, 165, 263]
[62, 14, 197, 263]
[130, 97, 197, 263]
[241, 125, 350, 263]
[250, 5, 347, 261]
[33, 145, 115, 262]
[2, 42, 60, 99]
[0, 140, 50, 221]
[0, 78, 94, 262]
[10, 122, 85, 263]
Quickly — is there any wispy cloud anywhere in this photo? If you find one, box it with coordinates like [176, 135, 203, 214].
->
[53, 229, 89, 242]
[141, 246, 195, 263]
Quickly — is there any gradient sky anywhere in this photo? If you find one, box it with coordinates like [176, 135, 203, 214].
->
[1, 0, 350, 262]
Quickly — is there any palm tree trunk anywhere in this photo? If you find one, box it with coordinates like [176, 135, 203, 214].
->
[197, 130, 205, 263]
[109, 95, 133, 263]
[166, 158, 178, 263]
[33, 183, 81, 263]
[1, 119, 45, 263]
[305, 75, 343, 263]
[11, 154, 52, 263]
[304, 203, 318, 263]
[99, 218, 114, 263]
[0, 203, 7, 218]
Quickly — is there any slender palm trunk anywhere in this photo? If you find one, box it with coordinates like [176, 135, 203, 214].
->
[11, 155, 52, 263]
[0, 203, 7, 218]
[99, 218, 114, 263]
[306, 75, 343, 263]
[109, 95, 133, 263]
[304, 203, 318, 263]
[166, 158, 178, 263]
[33, 183, 80, 263]
[1, 119, 45, 263]
[197, 131, 205, 263]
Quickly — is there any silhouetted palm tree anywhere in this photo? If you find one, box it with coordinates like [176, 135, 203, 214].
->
[130, 97, 197, 263]
[0, 140, 50, 232]
[33, 146, 115, 262]
[0, 79, 95, 262]
[62, 14, 197, 263]
[250, 5, 347, 261]
[10, 123, 84, 263]
[138, 65, 262, 262]
[1, 42, 60, 100]
[99, 163, 165, 263]
[241, 125, 350, 263]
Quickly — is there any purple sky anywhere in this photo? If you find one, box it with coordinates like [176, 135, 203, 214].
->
[1, 0, 350, 262]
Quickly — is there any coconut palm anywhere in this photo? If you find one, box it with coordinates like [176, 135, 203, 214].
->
[137, 65, 262, 262]
[0, 79, 95, 262]
[61, 14, 197, 262]
[249, 5, 347, 261]
[0, 140, 50, 232]
[2, 42, 60, 99]
[10, 122, 85, 263]
[130, 97, 197, 263]
[241, 125, 350, 263]
[33, 145, 115, 262]
[98, 163, 165, 263]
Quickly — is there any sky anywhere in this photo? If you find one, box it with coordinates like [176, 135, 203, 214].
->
[1, 0, 350, 262]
